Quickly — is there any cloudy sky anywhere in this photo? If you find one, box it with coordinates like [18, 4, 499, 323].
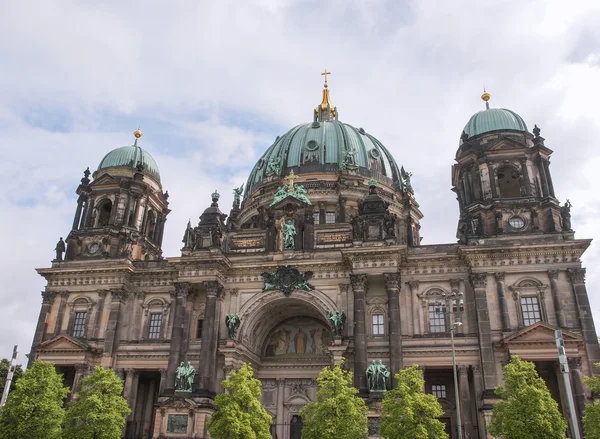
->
[0, 0, 599, 363]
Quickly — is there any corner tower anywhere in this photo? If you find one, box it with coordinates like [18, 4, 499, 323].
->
[452, 92, 570, 244]
[64, 129, 170, 261]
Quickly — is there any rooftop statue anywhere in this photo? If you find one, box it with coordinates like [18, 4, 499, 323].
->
[233, 184, 243, 208]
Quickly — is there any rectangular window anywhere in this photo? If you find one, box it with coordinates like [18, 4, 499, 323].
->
[313, 212, 320, 224]
[325, 212, 336, 224]
[196, 319, 203, 339]
[429, 305, 446, 333]
[372, 314, 385, 335]
[148, 313, 162, 339]
[71, 312, 86, 338]
[521, 297, 542, 326]
[432, 384, 446, 399]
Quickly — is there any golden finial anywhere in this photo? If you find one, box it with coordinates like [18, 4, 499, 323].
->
[321, 69, 331, 89]
[481, 88, 491, 109]
[133, 127, 142, 145]
[285, 170, 298, 192]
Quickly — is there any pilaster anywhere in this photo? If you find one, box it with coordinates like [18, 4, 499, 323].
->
[384, 273, 402, 381]
[351, 274, 368, 395]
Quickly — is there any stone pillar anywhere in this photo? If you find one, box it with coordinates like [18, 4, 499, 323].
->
[472, 365, 486, 439]
[351, 274, 368, 395]
[91, 290, 107, 339]
[158, 217, 166, 247]
[276, 378, 285, 439]
[520, 158, 532, 196]
[319, 202, 326, 225]
[469, 273, 497, 391]
[536, 156, 549, 197]
[72, 363, 89, 394]
[568, 357, 586, 427]
[123, 368, 136, 408]
[83, 198, 95, 227]
[458, 365, 475, 438]
[543, 159, 555, 197]
[103, 289, 128, 356]
[547, 270, 566, 328]
[165, 282, 190, 391]
[338, 197, 347, 223]
[158, 368, 168, 395]
[122, 192, 132, 226]
[567, 268, 600, 367]
[384, 273, 403, 382]
[495, 272, 510, 332]
[471, 164, 482, 201]
[72, 196, 84, 230]
[408, 280, 421, 335]
[487, 163, 498, 199]
[198, 281, 222, 394]
[28, 291, 57, 366]
[54, 291, 69, 336]
[109, 193, 120, 225]
[128, 292, 145, 341]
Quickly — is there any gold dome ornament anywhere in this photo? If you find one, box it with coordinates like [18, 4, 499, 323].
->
[481, 89, 491, 109]
[134, 128, 142, 145]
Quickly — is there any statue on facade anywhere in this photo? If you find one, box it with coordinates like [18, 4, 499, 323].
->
[340, 147, 357, 170]
[561, 199, 572, 231]
[233, 185, 244, 208]
[181, 220, 195, 250]
[225, 313, 241, 339]
[400, 166, 412, 192]
[265, 156, 282, 176]
[54, 237, 66, 261]
[283, 220, 296, 249]
[366, 360, 390, 392]
[327, 310, 346, 338]
[175, 361, 196, 392]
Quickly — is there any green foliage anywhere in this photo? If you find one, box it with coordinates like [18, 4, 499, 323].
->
[0, 360, 69, 439]
[488, 355, 567, 439]
[0, 358, 23, 395]
[207, 363, 273, 439]
[583, 363, 600, 439]
[300, 361, 368, 439]
[63, 366, 131, 439]
[379, 365, 449, 439]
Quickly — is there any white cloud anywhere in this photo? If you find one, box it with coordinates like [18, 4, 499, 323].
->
[1, 0, 600, 362]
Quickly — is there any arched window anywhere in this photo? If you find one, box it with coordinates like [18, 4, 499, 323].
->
[497, 166, 521, 198]
[97, 200, 112, 226]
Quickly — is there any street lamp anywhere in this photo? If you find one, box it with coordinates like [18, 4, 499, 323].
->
[435, 292, 464, 439]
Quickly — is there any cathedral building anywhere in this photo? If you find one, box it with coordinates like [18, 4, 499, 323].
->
[29, 76, 599, 439]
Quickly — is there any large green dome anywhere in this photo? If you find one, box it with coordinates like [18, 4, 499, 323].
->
[461, 107, 528, 144]
[245, 120, 402, 197]
[97, 145, 161, 182]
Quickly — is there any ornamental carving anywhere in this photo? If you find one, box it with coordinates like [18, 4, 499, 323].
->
[261, 266, 314, 297]
[449, 279, 461, 290]
[567, 268, 586, 284]
[110, 289, 129, 303]
[174, 282, 190, 297]
[494, 272, 505, 282]
[203, 281, 223, 297]
[350, 274, 368, 292]
[469, 273, 488, 289]
[408, 280, 420, 290]
[567, 357, 582, 370]
[42, 291, 57, 305]
[383, 273, 401, 291]
[547, 270, 559, 280]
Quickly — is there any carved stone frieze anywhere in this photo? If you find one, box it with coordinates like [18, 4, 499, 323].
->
[494, 272, 505, 282]
[547, 269, 559, 280]
[469, 272, 488, 289]
[383, 273, 401, 291]
[261, 266, 314, 297]
[350, 274, 367, 292]
[567, 268, 586, 284]
[42, 291, 57, 305]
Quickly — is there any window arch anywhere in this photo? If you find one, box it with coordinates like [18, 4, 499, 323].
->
[67, 296, 95, 338]
[97, 199, 112, 227]
[510, 277, 548, 328]
[497, 165, 521, 198]
[141, 297, 171, 340]
[369, 306, 386, 337]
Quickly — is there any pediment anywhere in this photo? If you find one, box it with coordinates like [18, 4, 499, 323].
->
[502, 322, 582, 346]
[37, 334, 89, 352]
[486, 137, 527, 152]
[161, 397, 196, 409]
[90, 174, 119, 187]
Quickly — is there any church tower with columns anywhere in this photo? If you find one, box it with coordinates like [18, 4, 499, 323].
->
[29, 76, 598, 439]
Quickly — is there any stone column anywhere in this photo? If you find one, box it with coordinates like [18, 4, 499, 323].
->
[384, 273, 403, 382]
[165, 282, 190, 391]
[543, 159, 555, 197]
[103, 289, 128, 356]
[351, 274, 368, 394]
[487, 163, 499, 199]
[495, 272, 510, 332]
[469, 273, 497, 391]
[109, 193, 120, 225]
[338, 197, 347, 223]
[28, 291, 57, 366]
[409, 280, 420, 335]
[91, 290, 107, 340]
[158, 368, 168, 395]
[567, 268, 600, 367]
[547, 270, 566, 328]
[198, 281, 222, 394]
[536, 156, 549, 197]
[72, 363, 89, 394]
[471, 164, 482, 201]
[123, 369, 136, 412]
[54, 291, 69, 336]
[472, 365, 486, 439]
[568, 357, 586, 426]
[276, 378, 285, 439]
[520, 158, 532, 196]
[458, 365, 474, 438]
[450, 279, 464, 335]
[83, 198, 95, 227]
[319, 202, 326, 225]
[72, 196, 84, 230]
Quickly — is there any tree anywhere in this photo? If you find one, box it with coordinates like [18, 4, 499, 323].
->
[300, 361, 368, 439]
[63, 366, 131, 439]
[0, 358, 23, 395]
[207, 363, 272, 439]
[379, 365, 448, 439]
[583, 363, 600, 439]
[0, 359, 69, 439]
[487, 355, 567, 439]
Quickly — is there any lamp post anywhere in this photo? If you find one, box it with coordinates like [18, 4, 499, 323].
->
[435, 292, 464, 439]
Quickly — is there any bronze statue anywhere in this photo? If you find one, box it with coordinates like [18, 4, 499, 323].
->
[225, 313, 241, 339]
[366, 360, 390, 392]
[328, 310, 346, 338]
[175, 361, 196, 392]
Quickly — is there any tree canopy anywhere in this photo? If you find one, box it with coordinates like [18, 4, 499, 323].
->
[0, 358, 23, 396]
[0, 359, 69, 439]
[63, 366, 131, 439]
[487, 355, 567, 439]
[300, 361, 368, 439]
[207, 363, 273, 439]
[583, 363, 600, 439]
[379, 365, 448, 439]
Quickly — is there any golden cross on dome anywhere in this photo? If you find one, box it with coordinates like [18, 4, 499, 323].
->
[285, 170, 298, 192]
[321, 69, 331, 88]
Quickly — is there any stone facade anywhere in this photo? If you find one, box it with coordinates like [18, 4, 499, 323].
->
[29, 92, 598, 439]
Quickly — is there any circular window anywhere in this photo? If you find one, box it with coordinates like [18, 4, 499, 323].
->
[89, 242, 100, 254]
[508, 216, 525, 230]
[306, 140, 319, 151]
[369, 148, 381, 159]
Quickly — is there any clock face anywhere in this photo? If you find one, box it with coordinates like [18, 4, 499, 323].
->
[89, 242, 100, 254]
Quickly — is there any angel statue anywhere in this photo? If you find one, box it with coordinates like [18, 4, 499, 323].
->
[225, 313, 241, 339]
[233, 185, 244, 208]
[327, 310, 346, 338]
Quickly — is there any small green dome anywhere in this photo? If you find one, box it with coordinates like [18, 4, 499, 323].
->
[97, 145, 161, 182]
[461, 108, 528, 144]
[245, 120, 401, 197]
